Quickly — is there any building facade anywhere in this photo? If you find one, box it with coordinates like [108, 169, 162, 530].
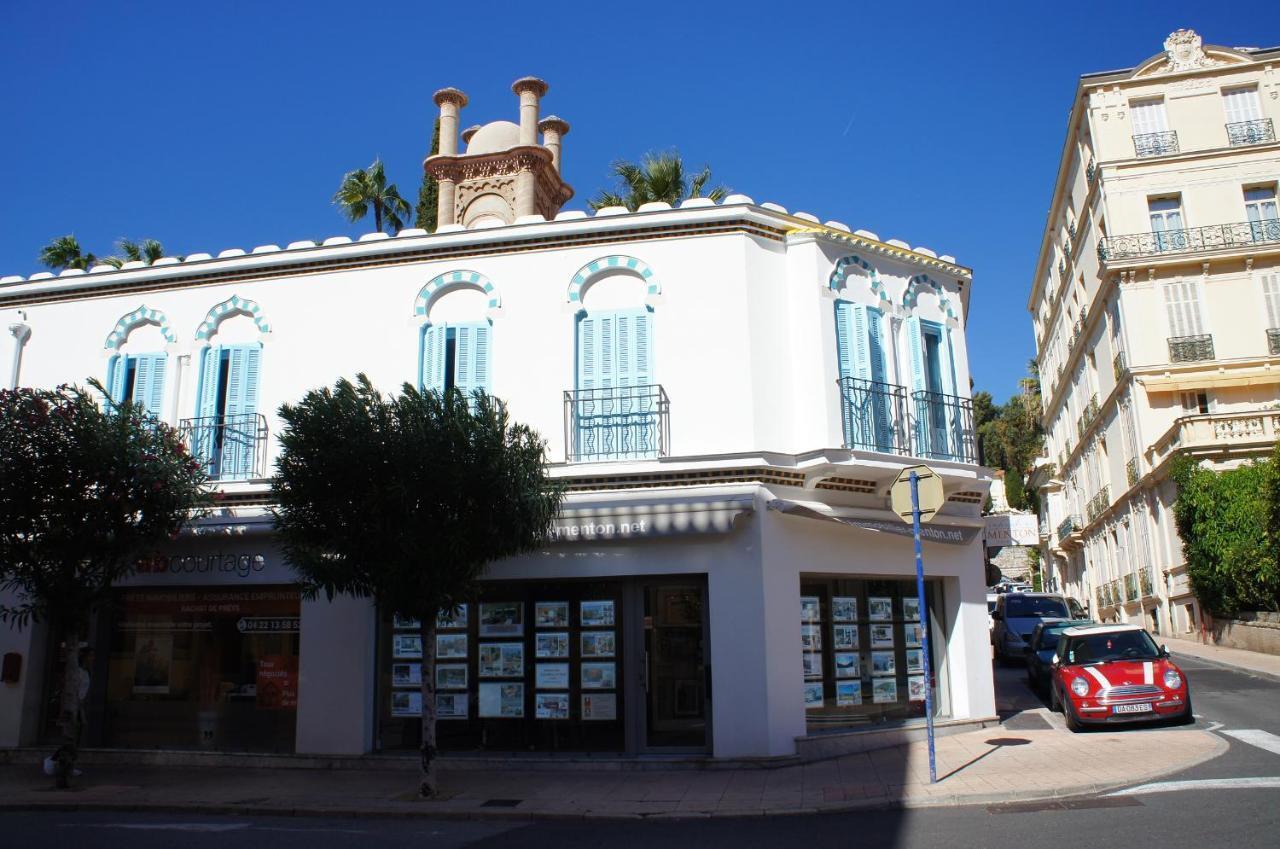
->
[1027, 31, 1280, 638]
[1, 78, 993, 760]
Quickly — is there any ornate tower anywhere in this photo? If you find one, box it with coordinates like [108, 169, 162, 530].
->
[424, 76, 573, 228]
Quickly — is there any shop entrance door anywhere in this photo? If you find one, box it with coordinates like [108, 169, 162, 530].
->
[641, 581, 709, 750]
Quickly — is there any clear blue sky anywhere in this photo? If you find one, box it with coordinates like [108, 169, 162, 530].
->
[2, 1, 1275, 402]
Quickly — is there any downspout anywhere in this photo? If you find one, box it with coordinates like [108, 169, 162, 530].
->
[8, 311, 30, 389]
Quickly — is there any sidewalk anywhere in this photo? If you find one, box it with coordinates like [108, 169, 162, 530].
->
[1163, 635, 1280, 680]
[0, 724, 1225, 820]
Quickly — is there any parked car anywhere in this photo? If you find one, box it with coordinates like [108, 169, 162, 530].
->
[1049, 623, 1192, 731]
[1025, 618, 1093, 694]
[988, 593, 999, 637]
[992, 592, 1073, 664]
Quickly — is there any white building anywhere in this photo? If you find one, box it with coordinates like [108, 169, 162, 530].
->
[1, 78, 993, 760]
[1027, 31, 1280, 637]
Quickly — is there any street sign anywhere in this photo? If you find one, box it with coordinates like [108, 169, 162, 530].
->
[890, 465, 944, 524]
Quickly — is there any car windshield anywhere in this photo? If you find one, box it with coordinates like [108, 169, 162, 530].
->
[1036, 626, 1070, 650]
[1068, 630, 1161, 663]
[1005, 596, 1068, 618]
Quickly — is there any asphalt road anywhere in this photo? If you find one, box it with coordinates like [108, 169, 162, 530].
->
[2, 651, 1276, 848]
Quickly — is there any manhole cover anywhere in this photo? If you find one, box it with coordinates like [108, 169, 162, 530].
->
[481, 799, 523, 808]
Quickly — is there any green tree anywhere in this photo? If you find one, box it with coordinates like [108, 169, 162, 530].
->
[415, 119, 441, 232]
[103, 238, 167, 268]
[1172, 453, 1280, 617]
[0, 383, 210, 787]
[589, 151, 729, 211]
[332, 158, 411, 234]
[38, 235, 96, 271]
[977, 360, 1044, 512]
[971, 390, 997, 466]
[271, 377, 563, 797]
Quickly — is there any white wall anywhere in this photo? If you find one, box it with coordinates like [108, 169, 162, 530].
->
[295, 594, 377, 755]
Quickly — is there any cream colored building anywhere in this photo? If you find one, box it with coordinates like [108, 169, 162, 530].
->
[1027, 30, 1280, 638]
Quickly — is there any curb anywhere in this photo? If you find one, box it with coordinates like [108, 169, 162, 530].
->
[1169, 650, 1280, 684]
[0, 733, 1229, 822]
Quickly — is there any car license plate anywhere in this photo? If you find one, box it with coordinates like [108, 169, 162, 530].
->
[1113, 703, 1153, 714]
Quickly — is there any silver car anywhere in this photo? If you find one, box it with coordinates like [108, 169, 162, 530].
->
[992, 592, 1072, 665]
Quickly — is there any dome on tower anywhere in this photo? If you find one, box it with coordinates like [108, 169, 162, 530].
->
[465, 120, 520, 155]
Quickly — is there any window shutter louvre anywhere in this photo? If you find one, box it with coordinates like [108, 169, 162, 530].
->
[197, 347, 220, 418]
[242, 346, 261, 417]
[633, 311, 652, 384]
[939, 327, 958, 398]
[906, 317, 927, 393]
[577, 316, 597, 390]
[421, 324, 447, 393]
[1263, 273, 1280, 329]
[455, 325, 472, 390]
[1223, 87, 1261, 123]
[599, 315, 615, 389]
[867, 308, 887, 384]
[108, 354, 127, 405]
[472, 324, 491, 394]
[223, 346, 247, 419]
[131, 353, 167, 414]
[615, 313, 632, 388]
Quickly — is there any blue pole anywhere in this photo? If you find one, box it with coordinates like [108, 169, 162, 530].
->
[910, 471, 937, 784]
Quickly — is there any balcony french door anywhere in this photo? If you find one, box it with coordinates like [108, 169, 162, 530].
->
[1149, 197, 1185, 253]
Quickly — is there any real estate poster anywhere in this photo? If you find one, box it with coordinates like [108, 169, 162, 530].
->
[393, 634, 423, 659]
[436, 633, 467, 659]
[479, 682, 524, 717]
[479, 643, 524, 677]
[535, 601, 569, 628]
[868, 597, 893, 621]
[392, 662, 422, 688]
[831, 597, 858, 622]
[391, 690, 423, 717]
[536, 663, 570, 690]
[581, 662, 616, 689]
[479, 602, 523, 637]
[800, 596, 822, 623]
[871, 651, 896, 677]
[804, 681, 824, 709]
[536, 693, 571, 719]
[836, 680, 863, 706]
[580, 631, 615, 657]
[436, 692, 468, 719]
[834, 652, 860, 679]
[393, 614, 421, 630]
[255, 655, 298, 709]
[872, 679, 898, 704]
[132, 634, 173, 694]
[905, 623, 923, 648]
[580, 600, 615, 627]
[801, 651, 823, 679]
[908, 676, 927, 702]
[832, 624, 859, 650]
[536, 632, 570, 658]
[905, 649, 924, 674]
[801, 624, 823, 651]
[581, 693, 616, 720]
[870, 624, 894, 648]
[901, 597, 921, 621]
[437, 605, 467, 630]
[436, 664, 467, 690]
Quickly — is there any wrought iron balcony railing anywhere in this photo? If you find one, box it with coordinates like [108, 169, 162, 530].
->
[564, 384, 669, 463]
[1133, 130, 1179, 158]
[1226, 118, 1275, 147]
[1268, 328, 1280, 356]
[1113, 351, 1128, 382]
[838, 377, 910, 455]
[1099, 218, 1280, 262]
[1086, 485, 1111, 523]
[1123, 573, 1139, 603]
[1126, 457, 1139, 487]
[180, 413, 268, 481]
[1140, 568, 1154, 599]
[1057, 514, 1082, 540]
[1077, 395, 1099, 439]
[910, 390, 976, 464]
[1168, 334, 1214, 363]
[1086, 158, 1098, 187]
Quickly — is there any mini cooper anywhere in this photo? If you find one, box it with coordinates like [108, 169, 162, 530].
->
[1049, 623, 1192, 731]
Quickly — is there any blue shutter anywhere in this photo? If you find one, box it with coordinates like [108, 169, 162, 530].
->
[454, 325, 472, 392]
[197, 347, 220, 418]
[940, 327, 964, 460]
[452, 322, 491, 400]
[599, 315, 615, 389]
[906, 317, 929, 457]
[193, 346, 221, 473]
[576, 316, 597, 391]
[633, 310, 652, 385]
[615, 313, 633, 388]
[220, 345, 261, 479]
[421, 324, 447, 394]
[835, 302, 872, 449]
[107, 354, 127, 405]
[131, 353, 167, 415]
[867, 308, 893, 451]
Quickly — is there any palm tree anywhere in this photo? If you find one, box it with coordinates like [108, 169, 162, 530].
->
[589, 151, 729, 211]
[38, 235, 96, 271]
[332, 158, 411, 234]
[103, 238, 167, 268]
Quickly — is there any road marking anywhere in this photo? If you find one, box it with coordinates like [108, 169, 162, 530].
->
[1206, 721, 1224, 732]
[1107, 777, 1280, 796]
[62, 823, 251, 832]
[257, 827, 369, 834]
[1222, 729, 1280, 757]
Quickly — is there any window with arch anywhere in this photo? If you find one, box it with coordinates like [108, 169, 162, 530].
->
[568, 260, 663, 462]
[421, 323, 491, 397]
[190, 298, 269, 480]
[108, 352, 167, 414]
[904, 317, 967, 462]
[834, 301, 896, 452]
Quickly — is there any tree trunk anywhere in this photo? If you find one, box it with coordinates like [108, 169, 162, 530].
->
[374, 202, 383, 235]
[55, 628, 82, 789]
[418, 617, 439, 798]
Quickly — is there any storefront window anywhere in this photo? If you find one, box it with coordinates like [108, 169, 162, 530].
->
[377, 579, 626, 753]
[102, 587, 300, 752]
[799, 576, 948, 730]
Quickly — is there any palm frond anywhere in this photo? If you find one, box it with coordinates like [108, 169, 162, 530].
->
[587, 191, 629, 211]
[39, 235, 84, 270]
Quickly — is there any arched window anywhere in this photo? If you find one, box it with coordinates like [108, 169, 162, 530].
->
[104, 306, 174, 415]
[905, 316, 962, 461]
[834, 301, 894, 452]
[192, 296, 269, 480]
[415, 271, 498, 397]
[569, 257, 663, 461]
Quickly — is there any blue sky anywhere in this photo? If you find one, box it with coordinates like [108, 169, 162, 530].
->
[2, 1, 1275, 402]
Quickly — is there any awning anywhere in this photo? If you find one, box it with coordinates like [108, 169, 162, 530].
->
[766, 499, 981, 545]
[548, 496, 755, 543]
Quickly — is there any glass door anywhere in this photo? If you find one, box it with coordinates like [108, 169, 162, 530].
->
[642, 582, 708, 749]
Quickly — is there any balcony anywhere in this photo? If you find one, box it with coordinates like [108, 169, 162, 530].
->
[1140, 568, 1154, 599]
[1098, 218, 1280, 262]
[1168, 334, 1214, 363]
[1085, 485, 1111, 523]
[1149, 409, 1280, 468]
[1268, 328, 1280, 356]
[910, 390, 976, 464]
[1226, 118, 1275, 147]
[564, 384, 669, 463]
[838, 377, 910, 455]
[1113, 351, 1128, 382]
[1057, 514, 1082, 540]
[1133, 130, 1179, 158]
[1086, 158, 1098, 188]
[1058, 259, 1068, 288]
[1076, 394, 1099, 439]
[1126, 457, 1139, 487]
[1123, 573, 1138, 603]
[180, 413, 268, 481]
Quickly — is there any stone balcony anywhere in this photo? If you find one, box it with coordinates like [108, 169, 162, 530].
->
[1149, 409, 1280, 469]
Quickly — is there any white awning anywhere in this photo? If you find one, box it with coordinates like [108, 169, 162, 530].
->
[549, 496, 755, 542]
[766, 499, 981, 545]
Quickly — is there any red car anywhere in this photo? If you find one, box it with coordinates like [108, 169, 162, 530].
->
[1049, 623, 1192, 731]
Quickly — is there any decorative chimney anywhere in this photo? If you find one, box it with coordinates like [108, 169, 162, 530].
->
[424, 76, 573, 228]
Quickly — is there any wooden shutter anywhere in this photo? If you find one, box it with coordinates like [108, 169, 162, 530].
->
[835, 302, 872, 380]
[939, 327, 958, 397]
[220, 345, 261, 479]
[197, 347, 221, 418]
[131, 353, 167, 414]
[1162, 279, 1204, 337]
[1263, 273, 1280, 329]
[632, 310, 653, 385]
[576, 315, 597, 391]
[905, 317, 927, 393]
[1130, 99, 1168, 134]
[421, 324, 447, 394]
[452, 322, 491, 397]
[1223, 87, 1261, 123]
[108, 354, 127, 405]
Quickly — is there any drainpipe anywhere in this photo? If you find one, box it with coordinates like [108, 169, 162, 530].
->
[8, 311, 30, 389]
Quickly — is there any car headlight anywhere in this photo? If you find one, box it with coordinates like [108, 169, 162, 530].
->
[1163, 669, 1182, 689]
[1070, 676, 1089, 697]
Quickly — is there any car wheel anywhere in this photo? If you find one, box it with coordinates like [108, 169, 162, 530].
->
[1049, 683, 1060, 713]
[1064, 699, 1084, 733]
[1176, 694, 1194, 726]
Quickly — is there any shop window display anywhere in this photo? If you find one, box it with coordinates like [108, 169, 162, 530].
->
[101, 587, 300, 752]
[800, 577, 946, 729]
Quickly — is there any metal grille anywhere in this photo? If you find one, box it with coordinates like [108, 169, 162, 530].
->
[1168, 334, 1215, 363]
[564, 384, 669, 463]
[910, 390, 976, 464]
[1133, 131, 1179, 158]
[837, 377, 909, 455]
[1227, 118, 1275, 146]
[1268, 328, 1280, 356]
[179, 413, 268, 480]
[1099, 218, 1280, 262]
[1101, 684, 1161, 699]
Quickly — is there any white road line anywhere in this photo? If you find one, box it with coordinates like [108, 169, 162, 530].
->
[1107, 777, 1280, 796]
[60, 823, 252, 832]
[1222, 729, 1280, 757]
[1206, 721, 1224, 732]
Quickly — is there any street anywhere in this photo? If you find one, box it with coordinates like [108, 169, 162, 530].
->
[3, 651, 1277, 848]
